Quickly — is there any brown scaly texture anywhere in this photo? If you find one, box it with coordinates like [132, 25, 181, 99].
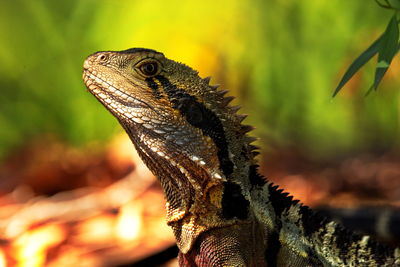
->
[83, 48, 400, 266]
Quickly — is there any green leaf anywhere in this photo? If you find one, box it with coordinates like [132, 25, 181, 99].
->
[372, 14, 399, 90]
[376, 60, 390, 68]
[333, 35, 382, 97]
[388, 0, 400, 9]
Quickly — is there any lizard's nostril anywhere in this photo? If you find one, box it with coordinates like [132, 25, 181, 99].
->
[83, 58, 91, 70]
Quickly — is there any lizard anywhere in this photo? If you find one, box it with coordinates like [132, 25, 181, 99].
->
[82, 48, 400, 266]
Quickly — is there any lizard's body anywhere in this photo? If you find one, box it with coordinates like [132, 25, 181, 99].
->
[83, 48, 400, 266]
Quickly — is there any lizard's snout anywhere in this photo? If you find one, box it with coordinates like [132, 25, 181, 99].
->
[83, 52, 110, 71]
[83, 57, 92, 70]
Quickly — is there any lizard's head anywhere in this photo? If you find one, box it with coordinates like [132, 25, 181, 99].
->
[83, 47, 255, 216]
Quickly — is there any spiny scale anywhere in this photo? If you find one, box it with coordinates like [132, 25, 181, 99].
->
[210, 84, 220, 90]
[231, 106, 243, 114]
[221, 96, 235, 106]
[83, 48, 400, 267]
[241, 125, 255, 134]
[203, 76, 211, 84]
[216, 89, 228, 97]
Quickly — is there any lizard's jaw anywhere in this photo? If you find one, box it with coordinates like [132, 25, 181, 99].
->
[83, 71, 149, 109]
[82, 70, 158, 126]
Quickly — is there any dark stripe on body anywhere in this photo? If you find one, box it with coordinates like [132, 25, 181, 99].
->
[264, 231, 281, 267]
[145, 78, 162, 98]
[249, 164, 297, 224]
[268, 183, 298, 227]
[305, 248, 325, 266]
[300, 206, 327, 237]
[332, 225, 355, 265]
[221, 182, 249, 219]
[249, 165, 266, 187]
[155, 75, 234, 177]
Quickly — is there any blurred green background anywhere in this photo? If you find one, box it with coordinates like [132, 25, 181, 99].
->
[0, 0, 399, 162]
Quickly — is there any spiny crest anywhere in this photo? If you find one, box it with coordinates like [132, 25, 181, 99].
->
[205, 74, 258, 137]
[267, 182, 301, 216]
[205, 76, 260, 159]
[213, 87, 250, 129]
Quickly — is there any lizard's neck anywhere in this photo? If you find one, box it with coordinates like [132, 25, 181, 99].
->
[118, 81, 261, 253]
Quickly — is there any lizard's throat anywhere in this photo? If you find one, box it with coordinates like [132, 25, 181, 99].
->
[124, 127, 224, 221]
[131, 141, 229, 254]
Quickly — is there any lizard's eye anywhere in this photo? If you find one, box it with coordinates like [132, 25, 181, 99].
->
[97, 54, 108, 61]
[138, 61, 159, 76]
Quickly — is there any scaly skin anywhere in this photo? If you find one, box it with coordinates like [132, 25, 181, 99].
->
[83, 48, 400, 266]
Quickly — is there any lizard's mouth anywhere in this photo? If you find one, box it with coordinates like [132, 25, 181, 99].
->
[83, 71, 151, 110]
